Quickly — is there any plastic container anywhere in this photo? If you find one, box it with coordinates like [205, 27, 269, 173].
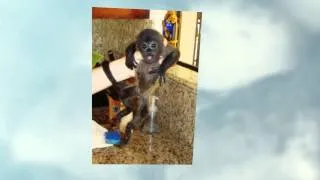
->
[104, 130, 121, 145]
[148, 96, 159, 133]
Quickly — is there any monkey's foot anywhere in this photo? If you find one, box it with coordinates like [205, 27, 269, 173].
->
[131, 116, 145, 130]
[114, 123, 134, 148]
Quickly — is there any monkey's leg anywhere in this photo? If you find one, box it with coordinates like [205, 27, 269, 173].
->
[111, 111, 134, 148]
[130, 96, 148, 130]
[119, 94, 150, 144]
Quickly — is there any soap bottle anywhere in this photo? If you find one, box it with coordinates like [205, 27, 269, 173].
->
[143, 96, 160, 134]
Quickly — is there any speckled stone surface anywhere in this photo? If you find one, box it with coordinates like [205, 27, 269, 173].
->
[92, 131, 193, 164]
[92, 105, 193, 164]
[92, 19, 152, 59]
[92, 70, 198, 164]
[154, 67, 197, 146]
[166, 65, 198, 90]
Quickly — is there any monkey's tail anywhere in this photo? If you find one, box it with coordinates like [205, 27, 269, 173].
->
[113, 121, 134, 148]
[111, 107, 135, 147]
[121, 122, 135, 145]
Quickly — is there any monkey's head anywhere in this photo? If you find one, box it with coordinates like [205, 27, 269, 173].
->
[136, 29, 164, 64]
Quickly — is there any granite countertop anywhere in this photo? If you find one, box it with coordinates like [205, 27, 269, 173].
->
[92, 130, 193, 164]
[92, 64, 197, 164]
[166, 64, 198, 91]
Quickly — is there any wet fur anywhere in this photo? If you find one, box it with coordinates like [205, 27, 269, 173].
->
[124, 29, 180, 134]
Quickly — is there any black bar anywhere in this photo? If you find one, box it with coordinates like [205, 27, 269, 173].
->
[196, 12, 202, 68]
[192, 13, 198, 66]
[176, 11, 182, 49]
[108, 50, 115, 61]
[176, 61, 198, 72]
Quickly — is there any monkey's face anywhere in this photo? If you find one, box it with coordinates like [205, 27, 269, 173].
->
[137, 40, 162, 64]
[140, 40, 160, 62]
[136, 29, 164, 64]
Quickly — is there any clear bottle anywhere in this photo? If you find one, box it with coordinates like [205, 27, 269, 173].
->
[143, 96, 160, 134]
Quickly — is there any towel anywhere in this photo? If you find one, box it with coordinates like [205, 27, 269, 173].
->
[92, 120, 113, 149]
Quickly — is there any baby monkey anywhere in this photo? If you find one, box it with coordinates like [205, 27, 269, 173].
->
[124, 28, 180, 134]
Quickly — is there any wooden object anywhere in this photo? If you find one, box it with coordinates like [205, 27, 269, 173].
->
[92, 7, 150, 19]
[107, 77, 137, 123]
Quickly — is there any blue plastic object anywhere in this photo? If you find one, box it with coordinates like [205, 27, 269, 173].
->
[165, 23, 174, 33]
[104, 131, 121, 145]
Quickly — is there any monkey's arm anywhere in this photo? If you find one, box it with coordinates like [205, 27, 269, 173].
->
[149, 45, 180, 85]
[161, 45, 180, 71]
[125, 42, 138, 70]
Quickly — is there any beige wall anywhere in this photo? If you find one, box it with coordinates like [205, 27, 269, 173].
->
[179, 12, 197, 65]
[149, 10, 167, 34]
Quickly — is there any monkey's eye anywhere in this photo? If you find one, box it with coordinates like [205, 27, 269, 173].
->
[142, 42, 148, 51]
[150, 42, 158, 49]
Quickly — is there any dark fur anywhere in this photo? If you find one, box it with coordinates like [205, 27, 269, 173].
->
[114, 29, 179, 146]
[122, 29, 180, 135]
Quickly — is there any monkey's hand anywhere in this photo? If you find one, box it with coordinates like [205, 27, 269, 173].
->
[125, 42, 138, 70]
[149, 66, 166, 86]
[149, 47, 180, 86]
[125, 55, 138, 70]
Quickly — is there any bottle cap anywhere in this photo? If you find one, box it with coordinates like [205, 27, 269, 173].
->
[104, 131, 121, 145]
